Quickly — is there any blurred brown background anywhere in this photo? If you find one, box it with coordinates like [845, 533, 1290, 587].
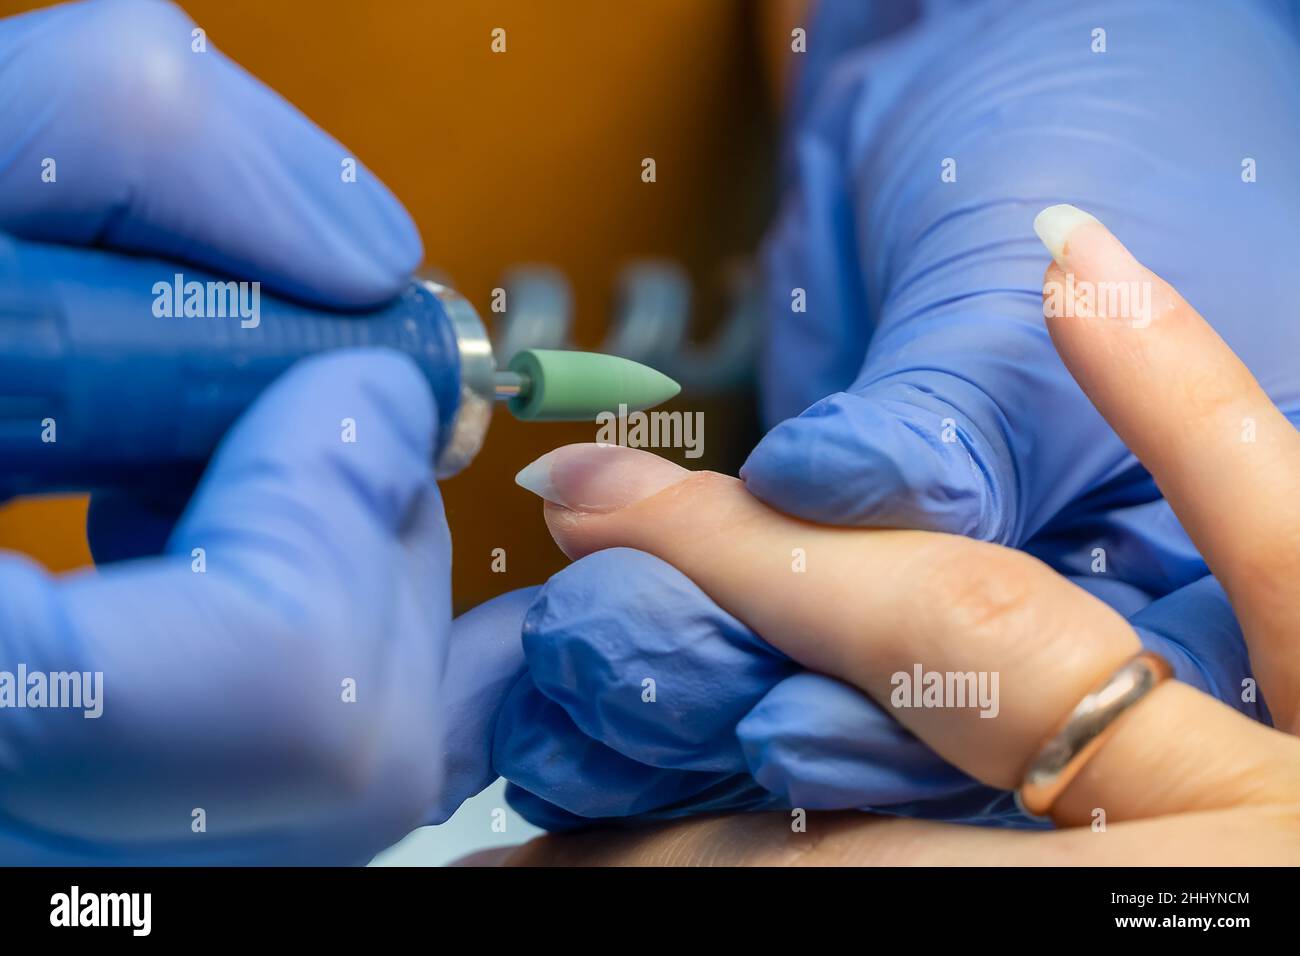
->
[0, 0, 799, 610]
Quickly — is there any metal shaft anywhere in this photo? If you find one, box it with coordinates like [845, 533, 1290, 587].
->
[493, 370, 529, 400]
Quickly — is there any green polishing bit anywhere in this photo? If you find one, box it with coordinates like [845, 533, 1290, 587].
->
[494, 349, 681, 421]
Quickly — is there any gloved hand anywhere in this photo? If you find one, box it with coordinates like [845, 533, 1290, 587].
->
[495, 549, 1263, 830]
[494, 0, 1295, 827]
[746, 0, 1300, 584]
[0, 0, 418, 308]
[0, 0, 483, 863]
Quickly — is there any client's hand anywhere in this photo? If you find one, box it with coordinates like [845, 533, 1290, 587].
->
[506, 207, 1300, 864]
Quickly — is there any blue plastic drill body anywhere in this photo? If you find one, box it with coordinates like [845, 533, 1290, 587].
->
[0, 236, 463, 497]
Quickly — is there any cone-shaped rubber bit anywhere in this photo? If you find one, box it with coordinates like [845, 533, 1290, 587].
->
[504, 349, 681, 421]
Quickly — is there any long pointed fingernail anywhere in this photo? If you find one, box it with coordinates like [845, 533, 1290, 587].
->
[1033, 204, 1100, 265]
[515, 443, 690, 513]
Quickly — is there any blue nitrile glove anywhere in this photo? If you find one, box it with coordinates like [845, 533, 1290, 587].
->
[0, 0, 419, 307]
[494, 550, 1263, 830]
[2, 0, 418, 557]
[746, 0, 1300, 576]
[430, 586, 540, 825]
[496, 0, 1292, 828]
[0, 349, 454, 865]
[0, 0, 503, 863]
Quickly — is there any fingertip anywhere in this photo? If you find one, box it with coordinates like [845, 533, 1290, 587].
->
[540, 502, 590, 560]
[1033, 203, 1101, 265]
[514, 444, 696, 558]
[515, 444, 691, 513]
[1033, 203, 1145, 288]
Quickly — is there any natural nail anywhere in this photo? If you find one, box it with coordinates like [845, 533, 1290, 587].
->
[1033, 203, 1100, 265]
[515, 443, 690, 513]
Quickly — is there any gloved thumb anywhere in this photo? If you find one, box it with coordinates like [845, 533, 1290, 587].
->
[167, 347, 443, 612]
[741, 381, 1010, 540]
[0, 349, 448, 849]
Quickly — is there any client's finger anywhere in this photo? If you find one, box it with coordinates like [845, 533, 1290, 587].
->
[1035, 205, 1300, 728]
[516, 445, 1298, 821]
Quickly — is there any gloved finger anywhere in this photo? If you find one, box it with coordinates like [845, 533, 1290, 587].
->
[749, 195, 1125, 543]
[737, 671, 1006, 814]
[745, 377, 1036, 542]
[521, 547, 795, 773]
[0, 347, 447, 848]
[750, 11, 1120, 542]
[502, 783, 592, 834]
[426, 585, 538, 825]
[1038, 205, 1300, 727]
[492, 674, 765, 821]
[86, 484, 195, 564]
[749, 0, 1300, 558]
[0, 0, 420, 307]
[504, 773, 781, 833]
[167, 347, 437, 608]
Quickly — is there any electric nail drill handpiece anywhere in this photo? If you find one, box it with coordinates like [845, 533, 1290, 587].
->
[0, 236, 681, 497]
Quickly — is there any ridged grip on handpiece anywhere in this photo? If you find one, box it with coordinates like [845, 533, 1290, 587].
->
[0, 237, 464, 497]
